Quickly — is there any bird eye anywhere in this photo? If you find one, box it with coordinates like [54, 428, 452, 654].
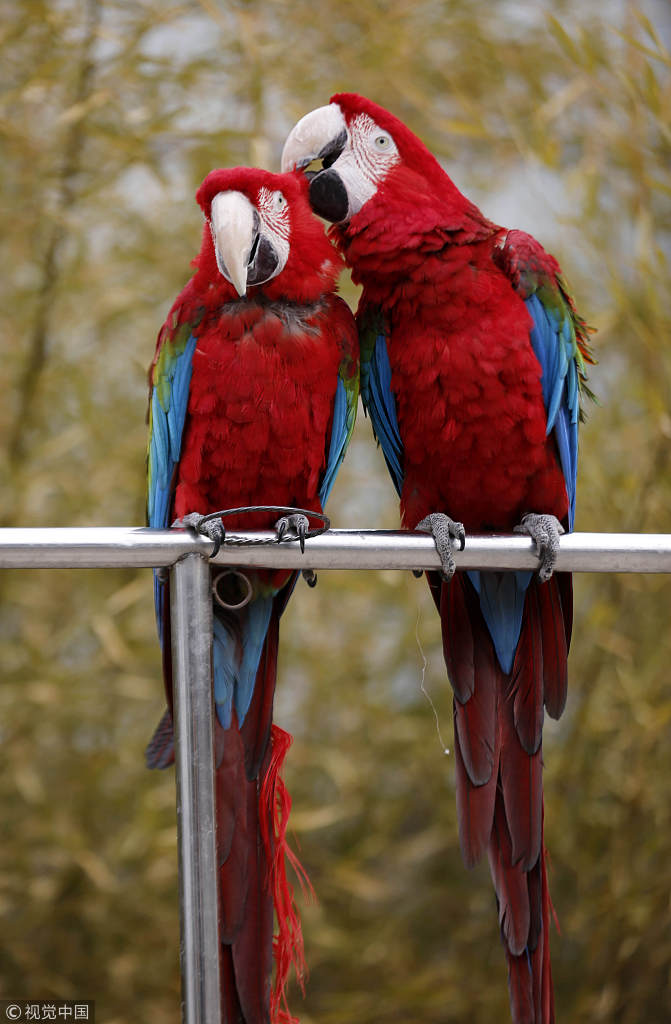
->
[373, 133, 392, 151]
[274, 191, 286, 209]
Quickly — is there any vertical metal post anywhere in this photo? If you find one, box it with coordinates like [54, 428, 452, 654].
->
[170, 553, 222, 1024]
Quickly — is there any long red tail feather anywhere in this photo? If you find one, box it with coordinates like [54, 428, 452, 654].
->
[439, 573, 563, 1024]
[260, 724, 313, 1024]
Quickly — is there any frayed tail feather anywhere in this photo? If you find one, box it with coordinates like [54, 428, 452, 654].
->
[260, 724, 314, 1024]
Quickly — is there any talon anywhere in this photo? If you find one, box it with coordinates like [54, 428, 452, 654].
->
[416, 512, 466, 581]
[174, 512, 225, 559]
[514, 512, 565, 581]
[206, 524, 224, 559]
[275, 513, 310, 553]
[302, 569, 318, 588]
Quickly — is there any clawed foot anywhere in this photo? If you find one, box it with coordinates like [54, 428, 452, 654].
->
[416, 513, 466, 581]
[174, 512, 225, 559]
[275, 512, 310, 554]
[514, 512, 564, 581]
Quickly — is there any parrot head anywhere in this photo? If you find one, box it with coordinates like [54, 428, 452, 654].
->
[281, 93, 458, 226]
[195, 167, 342, 302]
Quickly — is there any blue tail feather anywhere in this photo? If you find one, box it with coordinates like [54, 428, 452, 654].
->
[213, 596, 275, 729]
[467, 569, 534, 674]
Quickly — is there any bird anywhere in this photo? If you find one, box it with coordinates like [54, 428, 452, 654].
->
[146, 165, 359, 1023]
[282, 93, 594, 1023]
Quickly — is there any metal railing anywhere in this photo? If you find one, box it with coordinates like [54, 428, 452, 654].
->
[2, 526, 671, 1024]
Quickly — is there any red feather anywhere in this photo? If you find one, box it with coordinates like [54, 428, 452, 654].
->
[260, 725, 314, 1024]
[487, 792, 531, 957]
[454, 698, 500, 868]
[511, 585, 544, 756]
[443, 576, 498, 786]
[537, 577, 569, 720]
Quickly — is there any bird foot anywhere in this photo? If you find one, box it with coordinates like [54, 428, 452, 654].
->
[416, 513, 466, 581]
[275, 512, 310, 554]
[514, 513, 564, 581]
[174, 512, 226, 559]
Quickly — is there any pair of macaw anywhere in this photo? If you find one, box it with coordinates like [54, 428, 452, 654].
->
[147, 94, 594, 1024]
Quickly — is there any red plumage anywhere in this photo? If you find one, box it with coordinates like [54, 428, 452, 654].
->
[317, 93, 586, 1022]
[148, 167, 358, 1023]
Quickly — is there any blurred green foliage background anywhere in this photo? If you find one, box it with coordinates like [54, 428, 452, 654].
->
[1, 1, 671, 1020]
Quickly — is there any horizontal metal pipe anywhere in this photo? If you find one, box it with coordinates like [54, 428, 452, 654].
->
[0, 527, 211, 568]
[1, 527, 671, 573]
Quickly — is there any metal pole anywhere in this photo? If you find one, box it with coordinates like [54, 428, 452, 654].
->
[170, 553, 221, 1024]
[210, 529, 671, 574]
[3, 527, 671, 573]
[0, 527, 211, 568]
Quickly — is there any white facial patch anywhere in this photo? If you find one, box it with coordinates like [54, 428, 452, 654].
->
[256, 186, 291, 275]
[331, 112, 400, 217]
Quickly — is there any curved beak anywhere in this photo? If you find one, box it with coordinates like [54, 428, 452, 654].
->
[281, 103, 348, 173]
[209, 190, 258, 297]
[282, 104, 353, 223]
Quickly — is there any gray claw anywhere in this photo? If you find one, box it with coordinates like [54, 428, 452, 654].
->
[275, 513, 310, 554]
[514, 512, 565, 581]
[175, 512, 225, 559]
[416, 512, 466, 581]
[302, 569, 318, 588]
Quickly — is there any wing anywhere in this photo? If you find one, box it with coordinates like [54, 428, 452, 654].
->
[497, 230, 595, 531]
[147, 301, 201, 642]
[147, 306, 202, 531]
[318, 295, 360, 507]
[359, 306, 404, 497]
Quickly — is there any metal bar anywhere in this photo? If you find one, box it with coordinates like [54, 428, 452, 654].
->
[0, 527, 210, 568]
[171, 553, 221, 1024]
[2, 527, 671, 573]
[210, 530, 671, 573]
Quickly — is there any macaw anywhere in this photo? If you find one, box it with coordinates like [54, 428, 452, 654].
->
[145, 166, 359, 1024]
[282, 95, 594, 1023]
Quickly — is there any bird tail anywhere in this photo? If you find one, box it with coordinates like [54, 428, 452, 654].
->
[488, 796, 556, 1024]
[434, 571, 570, 1024]
[147, 577, 309, 1023]
[260, 724, 314, 1024]
[215, 605, 309, 1024]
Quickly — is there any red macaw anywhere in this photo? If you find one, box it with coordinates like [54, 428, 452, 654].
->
[283, 95, 594, 1023]
[146, 166, 359, 1023]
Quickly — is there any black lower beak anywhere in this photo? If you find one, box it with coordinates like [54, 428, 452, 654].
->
[247, 233, 279, 287]
[309, 169, 349, 223]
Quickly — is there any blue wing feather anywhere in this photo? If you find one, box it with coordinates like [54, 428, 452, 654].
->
[319, 377, 349, 507]
[361, 332, 404, 496]
[147, 330, 197, 647]
[526, 293, 579, 529]
[319, 326, 359, 507]
[147, 332, 197, 530]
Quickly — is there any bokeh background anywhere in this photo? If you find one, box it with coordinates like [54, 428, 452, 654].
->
[2, 1, 671, 1021]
